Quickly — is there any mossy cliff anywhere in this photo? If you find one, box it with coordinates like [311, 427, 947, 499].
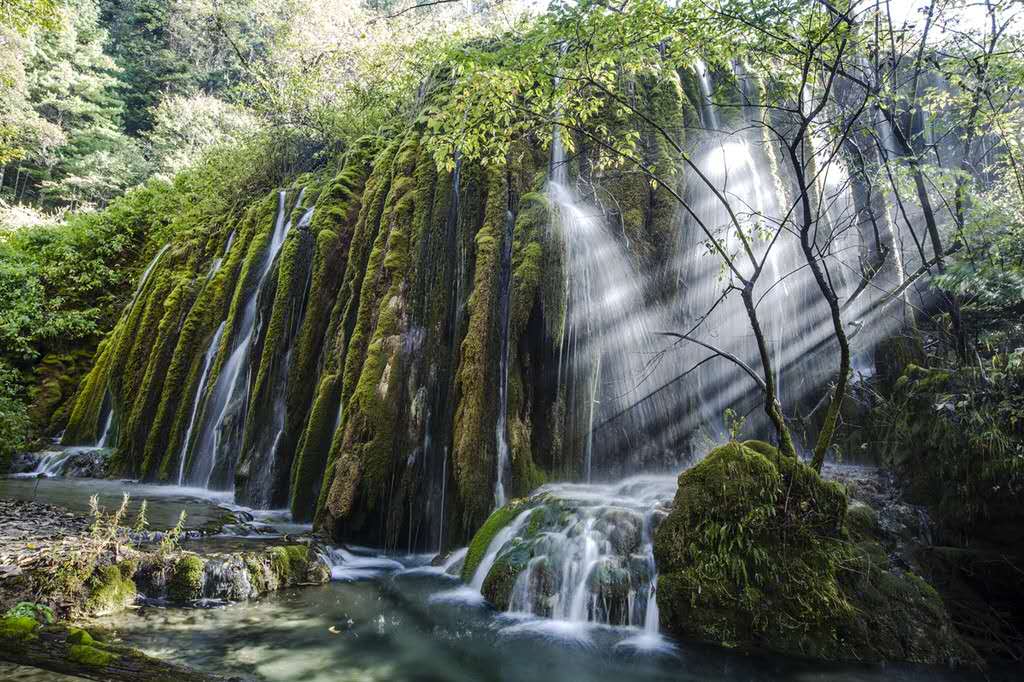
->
[870, 361, 1024, 660]
[60, 65, 693, 551]
[653, 441, 977, 665]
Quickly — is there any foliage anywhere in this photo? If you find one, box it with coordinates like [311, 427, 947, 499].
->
[873, 359, 1024, 539]
[3, 601, 55, 624]
[146, 92, 258, 177]
[0, 0, 58, 33]
[0, 361, 31, 470]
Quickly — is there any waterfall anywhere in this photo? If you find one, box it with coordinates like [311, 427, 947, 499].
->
[482, 477, 675, 629]
[96, 408, 114, 448]
[549, 135, 682, 478]
[30, 450, 78, 477]
[207, 229, 236, 278]
[418, 157, 464, 550]
[694, 59, 719, 130]
[469, 508, 534, 591]
[672, 63, 886, 444]
[186, 190, 302, 490]
[128, 243, 170, 310]
[493, 209, 515, 508]
[176, 321, 226, 485]
[244, 206, 315, 508]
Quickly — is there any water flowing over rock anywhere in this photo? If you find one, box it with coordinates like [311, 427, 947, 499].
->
[464, 477, 675, 630]
[60, 61, 906, 558]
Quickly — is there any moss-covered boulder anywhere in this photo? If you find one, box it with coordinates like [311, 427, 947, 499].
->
[83, 563, 137, 616]
[653, 441, 977, 665]
[167, 554, 206, 602]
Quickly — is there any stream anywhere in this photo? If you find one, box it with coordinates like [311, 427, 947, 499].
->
[1, 476, 1019, 682]
[83, 553, 1023, 682]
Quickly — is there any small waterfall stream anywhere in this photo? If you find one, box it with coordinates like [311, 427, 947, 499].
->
[186, 190, 302, 489]
[128, 243, 171, 310]
[469, 477, 675, 634]
[177, 322, 227, 485]
[96, 408, 114, 449]
[494, 209, 516, 508]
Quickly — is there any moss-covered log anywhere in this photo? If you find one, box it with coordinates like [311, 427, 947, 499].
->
[0, 618, 247, 681]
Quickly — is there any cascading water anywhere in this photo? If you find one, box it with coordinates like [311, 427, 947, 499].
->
[185, 190, 302, 490]
[471, 477, 675, 631]
[28, 450, 78, 477]
[549, 135, 684, 479]
[177, 321, 226, 485]
[241, 206, 315, 509]
[694, 59, 720, 130]
[207, 229, 236, 278]
[672, 60, 876, 441]
[96, 408, 114, 449]
[128, 243, 171, 310]
[493, 209, 516, 508]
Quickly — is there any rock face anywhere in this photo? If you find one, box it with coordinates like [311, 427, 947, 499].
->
[870, 362, 1024, 660]
[58, 67, 694, 552]
[134, 545, 331, 605]
[653, 441, 977, 666]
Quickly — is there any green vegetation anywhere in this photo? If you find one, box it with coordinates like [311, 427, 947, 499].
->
[0, 0, 1022, 667]
[653, 441, 976, 664]
[461, 501, 525, 582]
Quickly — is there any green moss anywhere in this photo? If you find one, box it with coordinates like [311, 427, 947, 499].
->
[67, 643, 118, 666]
[167, 554, 205, 602]
[66, 628, 94, 645]
[321, 135, 421, 544]
[461, 501, 524, 582]
[84, 564, 137, 615]
[268, 544, 311, 582]
[313, 142, 399, 526]
[654, 440, 974, 664]
[0, 615, 39, 642]
[874, 362, 1024, 547]
[451, 167, 509, 538]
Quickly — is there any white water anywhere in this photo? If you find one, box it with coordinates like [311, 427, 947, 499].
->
[549, 137, 682, 476]
[23, 449, 84, 477]
[96, 409, 114, 448]
[494, 209, 515, 508]
[245, 206, 315, 507]
[128, 243, 171, 310]
[470, 509, 534, 591]
[187, 190, 301, 489]
[694, 58, 719, 130]
[177, 321, 227, 485]
[496, 477, 674, 629]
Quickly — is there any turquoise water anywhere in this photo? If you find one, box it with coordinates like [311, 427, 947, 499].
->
[88, 550, 1019, 682]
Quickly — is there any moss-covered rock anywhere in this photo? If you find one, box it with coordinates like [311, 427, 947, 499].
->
[653, 441, 976, 665]
[83, 564, 137, 616]
[67, 642, 118, 666]
[167, 554, 205, 602]
[461, 501, 526, 582]
[0, 615, 40, 643]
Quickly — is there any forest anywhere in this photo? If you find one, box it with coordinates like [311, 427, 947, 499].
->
[1, 0, 1023, 680]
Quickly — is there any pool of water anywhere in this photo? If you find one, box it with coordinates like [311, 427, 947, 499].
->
[87, 552, 1019, 682]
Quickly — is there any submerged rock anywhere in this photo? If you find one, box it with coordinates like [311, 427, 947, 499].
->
[652, 441, 978, 666]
